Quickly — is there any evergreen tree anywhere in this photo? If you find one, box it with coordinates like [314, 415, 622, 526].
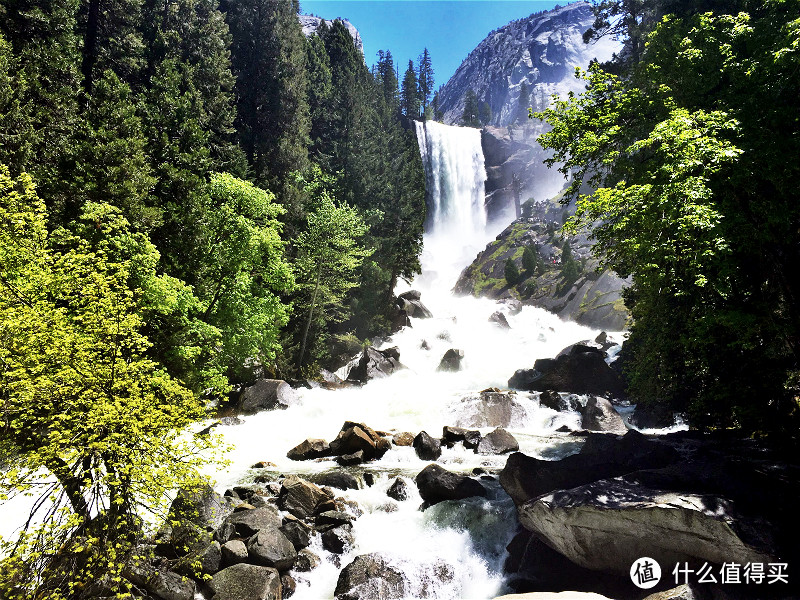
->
[226, 0, 310, 188]
[401, 59, 420, 118]
[432, 89, 443, 121]
[376, 50, 400, 110]
[522, 245, 537, 273]
[479, 100, 492, 125]
[462, 89, 480, 127]
[505, 258, 520, 286]
[416, 47, 434, 114]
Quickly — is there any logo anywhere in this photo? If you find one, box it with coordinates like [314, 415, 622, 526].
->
[631, 557, 661, 589]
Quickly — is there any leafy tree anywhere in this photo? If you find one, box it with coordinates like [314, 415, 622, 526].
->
[538, 2, 800, 434]
[504, 258, 520, 286]
[0, 167, 219, 597]
[462, 89, 480, 127]
[401, 59, 420, 118]
[416, 47, 434, 114]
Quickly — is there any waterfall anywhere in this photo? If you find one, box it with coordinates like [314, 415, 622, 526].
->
[413, 120, 492, 288]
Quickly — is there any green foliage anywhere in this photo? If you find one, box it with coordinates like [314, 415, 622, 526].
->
[504, 258, 521, 286]
[538, 1, 800, 435]
[462, 89, 480, 127]
[479, 100, 492, 125]
[401, 59, 420, 118]
[522, 245, 538, 273]
[0, 167, 221, 597]
[417, 48, 434, 113]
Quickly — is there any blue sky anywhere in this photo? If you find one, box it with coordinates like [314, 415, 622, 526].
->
[300, 1, 563, 87]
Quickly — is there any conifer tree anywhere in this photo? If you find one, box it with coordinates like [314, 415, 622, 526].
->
[401, 59, 420, 118]
[416, 48, 434, 114]
[480, 100, 492, 125]
[462, 89, 480, 127]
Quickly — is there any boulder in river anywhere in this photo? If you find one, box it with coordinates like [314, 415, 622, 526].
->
[457, 389, 526, 428]
[442, 425, 482, 449]
[311, 471, 359, 491]
[413, 430, 442, 461]
[392, 431, 415, 446]
[335, 553, 407, 600]
[278, 476, 331, 519]
[437, 348, 464, 372]
[217, 506, 282, 541]
[246, 528, 297, 571]
[397, 290, 433, 319]
[386, 477, 409, 501]
[476, 427, 519, 454]
[209, 563, 281, 600]
[221, 539, 248, 567]
[329, 421, 390, 461]
[286, 438, 331, 461]
[347, 347, 403, 382]
[489, 311, 511, 328]
[322, 524, 354, 554]
[238, 379, 298, 414]
[580, 396, 627, 434]
[415, 464, 487, 506]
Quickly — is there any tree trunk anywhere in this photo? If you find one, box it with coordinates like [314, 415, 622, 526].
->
[297, 264, 323, 370]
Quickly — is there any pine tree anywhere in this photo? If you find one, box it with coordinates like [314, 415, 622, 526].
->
[401, 59, 420, 118]
[376, 50, 400, 111]
[432, 89, 443, 121]
[505, 258, 520, 286]
[462, 89, 480, 127]
[417, 47, 434, 114]
[522, 245, 537, 273]
[479, 100, 492, 125]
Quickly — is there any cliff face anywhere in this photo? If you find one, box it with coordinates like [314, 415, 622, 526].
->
[299, 15, 363, 55]
[438, 2, 619, 127]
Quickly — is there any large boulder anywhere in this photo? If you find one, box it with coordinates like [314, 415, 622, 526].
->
[580, 396, 626, 434]
[221, 540, 249, 567]
[499, 430, 680, 506]
[167, 484, 232, 555]
[216, 506, 282, 541]
[322, 524, 354, 554]
[476, 428, 519, 454]
[437, 348, 464, 372]
[387, 478, 409, 501]
[415, 464, 487, 506]
[413, 431, 442, 461]
[125, 557, 196, 600]
[538, 390, 580, 412]
[518, 478, 777, 574]
[278, 476, 331, 519]
[286, 438, 331, 461]
[238, 379, 298, 413]
[311, 471, 359, 491]
[329, 421, 390, 461]
[398, 290, 433, 319]
[209, 563, 281, 600]
[508, 346, 624, 397]
[246, 528, 297, 571]
[442, 426, 482, 450]
[489, 311, 511, 328]
[456, 389, 526, 428]
[335, 553, 407, 600]
[347, 347, 403, 382]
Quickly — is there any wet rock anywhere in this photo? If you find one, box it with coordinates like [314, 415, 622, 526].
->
[329, 421, 390, 461]
[508, 347, 625, 397]
[316, 511, 356, 529]
[398, 295, 433, 319]
[392, 431, 415, 446]
[246, 528, 297, 571]
[251, 461, 277, 469]
[386, 478, 409, 501]
[312, 471, 359, 491]
[415, 464, 487, 506]
[334, 553, 407, 600]
[181, 540, 221, 576]
[391, 306, 412, 332]
[538, 390, 580, 412]
[287, 438, 331, 461]
[322, 524, 354, 554]
[489, 311, 511, 328]
[413, 431, 442, 461]
[220, 540, 248, 568]
[580, 396, 626, 434]
[437, 348, 464, 372]
[499, 430, 680, 507]
[127, 565, 195, 600]
[168, 484, 232, 542]
[278, 476, 329, 519]
[519, 478, 776, 575]
[295, 548, 320, 572]
[281, 573, 297, 598]
[209, 563, 281, 600]
[337, 451, 364, 466]
[457, 389, 525, 428]
[476, 427, 519, 454]
[364, 472, 375, 486]
[347, 347, 403, 382]
[500, 298, 523, 315]
[217, 506, 281, 541]
[238, 379, 298, 414]
[279, 516, 311, 550]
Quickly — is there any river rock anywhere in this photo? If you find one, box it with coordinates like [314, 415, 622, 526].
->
[518, 477, 777, 574]
[334, 553, 407, 600]
[329, 421, 390, 461]
[489, 311, 511, 328]
[278, 476, 329, 519]
[125, 556, 196, 600]
[279, 516, 312, 550]
[499, 430, 680, 506]
[221, 539, 248, 567]
[281, 573, 296, 598]
[437, 348, 464, 372]
[238, 379, 298, 413]
[312, 471, 359, 490]
[392, 431, 414, 446]
[386, 477, 409, 501]
[347, 346, 403, 382]
[538, 390, 580, 412]
[508, 347, 624, 397]
[413, 430, 442, 461]
[287, 438, 331, 461]
[398, 292, 433, 319]
[169, 484, 232, 536]
[415, 464, 487, 505]
[441, 426, 482, 449]
[217, 506, 282, 541]
[457, 389, 526, 428]
[316, 510, 355, 529]
[295, 548, 320, 572]
[499, 298, 523, 315]
[337, 450, 365, 466]
[477, 427, 519, 454]
[246, 528, 297, 571]
[209, 563, 281, 600]
[580, 396, 626, 434]
[322, 524, 354, 554]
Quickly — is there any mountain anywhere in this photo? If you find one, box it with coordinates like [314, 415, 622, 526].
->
[299, 15, 364, 55]
[438, 2, 619, 126]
